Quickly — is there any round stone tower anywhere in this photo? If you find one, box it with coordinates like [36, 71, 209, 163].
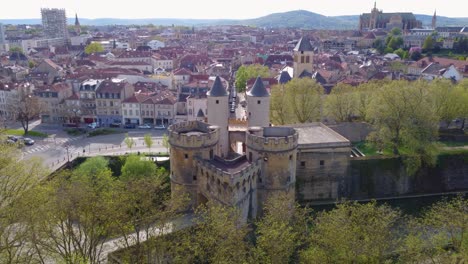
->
[246, 76, 270, 128]
[207, 76, 229, 157]
[246, 126, 299, 215]
[168, 121, 219, 205]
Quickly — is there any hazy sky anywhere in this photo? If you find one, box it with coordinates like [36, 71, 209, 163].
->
[0, 0, 462, 19]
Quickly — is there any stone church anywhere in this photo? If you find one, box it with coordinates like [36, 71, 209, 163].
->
[359, 2, 422, 30]
[168, 76, 350, 222]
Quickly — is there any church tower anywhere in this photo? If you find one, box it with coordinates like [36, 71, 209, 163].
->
[369, 1, 379, 29]
[207, 76, 229, 157]
[432, 10, 437, 30]
[74, 13, 81, 35]
[293, 37, 314, 78]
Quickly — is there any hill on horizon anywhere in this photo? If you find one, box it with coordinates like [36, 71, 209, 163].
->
[1, 10, 467, 29]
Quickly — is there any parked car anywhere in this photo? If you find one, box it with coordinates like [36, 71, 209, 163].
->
[138, 124, 152, 129]
[124, 123, 136, 129]
[110, 122, 122, 128]
[7, 135, 19, 142]
[154, 124, 166, 130]
[87, 122, 100, 129]
[22, 138, 35, 146]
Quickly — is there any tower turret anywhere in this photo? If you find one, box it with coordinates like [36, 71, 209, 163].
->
[168, 121, 219, 206]
[246, 126, 299, 215]
[246, 76, 270, 128]
[207, 76, 229, 157]
[293, 37, 314, 78]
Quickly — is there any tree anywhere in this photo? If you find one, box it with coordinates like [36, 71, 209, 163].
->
[28, 60, 35, 69]
[9, 46, 23, 53]
[254, 193, 312, 263]
[8, 93, 43, 134]
[0, 143, 48, 262]
[286, 78, 324, 123]
[399, 196, 468, 263]
[366, 81, 439, 173]
[235, 64, 270, 92]
[354, 82, 378, 121]
[423, 36, 435, 52]
[112, 158, 183, 263]
[270, 78, 323, 124]
[394, 48, 408, 60]
[300, 201, 401, 263]
[373, 39, 386, 54]
[323, 83, 356, 122]
[124, 133, 135, 149]
[16, 157, 117, 263]
[410, 50, 423, 61]
[175, 202, 252, 263]
[387, 36, 403, 51]
[120, 154, 159, 181]
[428, 79, 468, 128]
[85, 42, 104, 54]
[144, 133, 153, 153]
[162, 133, 169, 153]
[270, 84, 291, 125]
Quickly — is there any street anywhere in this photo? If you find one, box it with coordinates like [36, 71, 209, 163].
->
[11, 120, 169, 170]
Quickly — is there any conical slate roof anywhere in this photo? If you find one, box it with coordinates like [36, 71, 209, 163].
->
[196, 108, 205, 117]
[247, 76, 269, 97]
[207, 76, 227, 97]
[294, 36, 313, 52]
[278, 71, 291, 84]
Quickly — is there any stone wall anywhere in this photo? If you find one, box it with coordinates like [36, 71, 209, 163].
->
[325, 122, 373, 143]
[296, 147, 350, 201]
[297, 153, 468, 203]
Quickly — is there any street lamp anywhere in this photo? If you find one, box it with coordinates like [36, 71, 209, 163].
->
[64, 144, 70, 167]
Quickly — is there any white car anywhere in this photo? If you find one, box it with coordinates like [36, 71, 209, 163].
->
[87, 122, 99, 129]
[154, 124, 166, 130]
[138, 124, 152, 129]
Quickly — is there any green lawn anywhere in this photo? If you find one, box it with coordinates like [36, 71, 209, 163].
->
[353, 142, 394, 156]
[438, 141, 468, 147]
[4, 129, 48, 138]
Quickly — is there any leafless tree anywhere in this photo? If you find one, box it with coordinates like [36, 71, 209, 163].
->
[9, 94, 44, 134]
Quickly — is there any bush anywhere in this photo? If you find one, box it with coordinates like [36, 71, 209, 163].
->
[64, 128, 87, 136]
[88, 128, 120, 137]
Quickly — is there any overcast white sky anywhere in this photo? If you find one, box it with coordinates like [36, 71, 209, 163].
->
[0, 0, 463, 19]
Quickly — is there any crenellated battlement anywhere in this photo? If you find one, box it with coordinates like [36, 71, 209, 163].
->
[195, 158, 260, 186]
[246, 127, 299, 153]
[195, 157, 260, 205]
[168, 121, 219, 149]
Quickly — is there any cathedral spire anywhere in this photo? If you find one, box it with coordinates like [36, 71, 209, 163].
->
[374, 1, 377, 9]
[74, 13, 81, 35]
[432, 10, 437, 29]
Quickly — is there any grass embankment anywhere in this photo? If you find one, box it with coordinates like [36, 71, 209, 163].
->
[4, 129, 48, 137]
[354, 141, 468, 157]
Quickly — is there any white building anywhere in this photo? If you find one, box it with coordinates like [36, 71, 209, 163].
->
[186, 95, 207, 121]
[41, 8, 68, 40]
[147, 39, 165, 50]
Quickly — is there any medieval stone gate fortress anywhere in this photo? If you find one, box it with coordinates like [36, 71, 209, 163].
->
[169, 76, 350, 221]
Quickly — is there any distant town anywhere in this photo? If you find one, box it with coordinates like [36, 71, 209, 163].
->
[0, 2, 467, 263]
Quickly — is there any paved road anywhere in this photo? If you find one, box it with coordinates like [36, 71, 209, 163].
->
[13, 122, 170, 170]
